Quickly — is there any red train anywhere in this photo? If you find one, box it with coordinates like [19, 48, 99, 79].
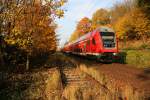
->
[62, 26, 119, 61]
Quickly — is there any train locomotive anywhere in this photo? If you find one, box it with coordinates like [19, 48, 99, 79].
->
[62, 26, 119, 62]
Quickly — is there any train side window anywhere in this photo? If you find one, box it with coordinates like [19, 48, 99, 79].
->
[87, 40, 90, 45]
[92, 38, 96, 45]
[84, 43, 86, 49]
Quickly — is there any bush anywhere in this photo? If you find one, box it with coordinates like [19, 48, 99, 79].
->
[139, 44, 150, 49]
[126, 50, 150, 68]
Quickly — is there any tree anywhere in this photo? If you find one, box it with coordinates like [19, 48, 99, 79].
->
[76, 17, 92, 36]
[136, 0, 150, 16]
[92, 9, 110, 29]
[131, 8, 150, 42]
[114, 13, 135, 40]
[0, 0, 6, 68]
[114, 8, 150, 42]
[1, 0, 66, 70]
[0, 35, 5, 68]
[69, 17, 91, 42]
[69, 30, 79, 42]
[137, 0, 150, 9]
[110, 0, 134, 25]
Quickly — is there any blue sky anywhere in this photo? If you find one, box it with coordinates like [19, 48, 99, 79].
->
[56, 0, 123, 47]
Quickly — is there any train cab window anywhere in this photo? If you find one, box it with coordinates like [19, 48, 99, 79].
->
[92, 38, 96, 45]
[100, 32, 115, 48]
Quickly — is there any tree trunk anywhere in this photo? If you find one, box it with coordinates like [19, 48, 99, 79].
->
[142, 35, 146, 44]
[0, 49, 4, 68]
[26, 54, 29, 70]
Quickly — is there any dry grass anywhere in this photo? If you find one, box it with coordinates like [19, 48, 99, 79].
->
[62, 80, 109, 100]
[0, 68, 62, 100]
[79, 64, 145, 100]
[45, 69, 62, 100]
[1, 52, 148, 100]
[62, 67, 113, 100]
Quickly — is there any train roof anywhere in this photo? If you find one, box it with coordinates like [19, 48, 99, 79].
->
[75, 32, 91, 43]
[65, 32, 91, 46]
[64, 26, 115, 47]
[96, 26, 115, 32]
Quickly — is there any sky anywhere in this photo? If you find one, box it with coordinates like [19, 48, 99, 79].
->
[56, 0, 124, 47]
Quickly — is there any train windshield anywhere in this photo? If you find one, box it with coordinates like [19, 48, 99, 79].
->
[100, 32, 115, 48]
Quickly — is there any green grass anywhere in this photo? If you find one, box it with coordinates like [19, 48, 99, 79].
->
[124, 50, 150, 68]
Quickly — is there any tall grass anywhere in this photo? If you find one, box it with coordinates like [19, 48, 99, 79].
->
[79, 64, 145, 100]
[0, 68, 62, 100]
[45, 69, 63, 100]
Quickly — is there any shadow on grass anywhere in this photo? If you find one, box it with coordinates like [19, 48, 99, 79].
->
[144, 68, 150, 74]
[137, 68, 150, 81]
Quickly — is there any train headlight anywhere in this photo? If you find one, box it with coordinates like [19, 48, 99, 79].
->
[104, 44, 107, 47]
[113, 53, 117, 55]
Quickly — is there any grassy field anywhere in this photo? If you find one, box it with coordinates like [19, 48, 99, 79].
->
[118, 40, 150, 68]
[123, 50, 150, 68]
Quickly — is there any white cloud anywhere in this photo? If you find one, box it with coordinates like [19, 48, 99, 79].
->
[66, 0, 98, 21]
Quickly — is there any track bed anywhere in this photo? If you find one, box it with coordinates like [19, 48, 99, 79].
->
[62, 54, 150, 99]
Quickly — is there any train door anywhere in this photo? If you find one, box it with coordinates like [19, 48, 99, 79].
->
[80, 42, 84, 53]
[86, 40, 91, 53]
[91, 37, 96, 53]
[83, 43, 86, 53]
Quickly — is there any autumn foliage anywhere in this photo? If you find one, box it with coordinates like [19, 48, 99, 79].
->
[69, 17, 91, 42]
[113, 0, 150, 42]
[115, 8, 150, 41]
[92, 9, 110, 29]
[69, 9, 111, 42]
[0, 0, 66, 69]
[69, 0, 150, 44]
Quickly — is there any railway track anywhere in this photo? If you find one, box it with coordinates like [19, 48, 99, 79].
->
[59, 65, 113, 100]
[58, 53, 150, 100]
[60, 66, 89, 86]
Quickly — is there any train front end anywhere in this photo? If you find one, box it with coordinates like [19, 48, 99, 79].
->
[98, 27, 119, 62]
